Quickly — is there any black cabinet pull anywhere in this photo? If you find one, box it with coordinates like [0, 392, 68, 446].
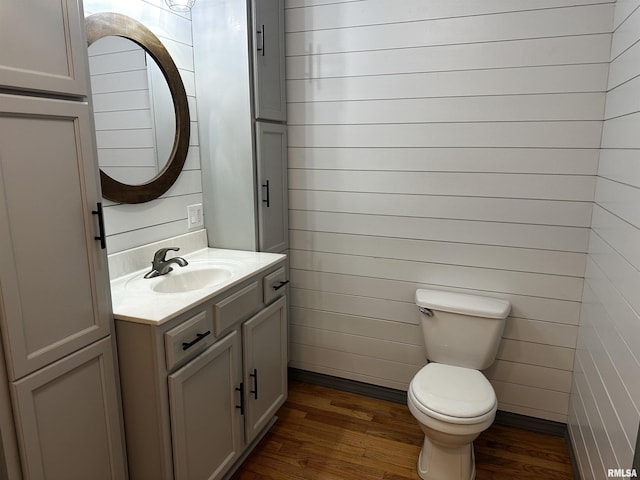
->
[181, 331, 211, 351]
[92, 202, 106, 250]
[262, 180, 270, 207]
[250, 368, 258, 400]
[272, 280, 289, 291]
[235, 382, 245, 415]
[256, 24, 265, 56]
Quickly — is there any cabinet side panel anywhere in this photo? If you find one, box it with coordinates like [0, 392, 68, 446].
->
[0, 321, 22, 479]
[192, 0, 258, 250]
[115, 320, 172, 480]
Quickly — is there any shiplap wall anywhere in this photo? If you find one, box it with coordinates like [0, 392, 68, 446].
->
[286, 0, 614, 423]
[569, 0, 640, 477]
[84, 0, 204, 254]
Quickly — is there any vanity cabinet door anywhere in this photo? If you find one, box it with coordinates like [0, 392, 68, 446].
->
[252, 0, 286, 121]
[242, 296, 287, 443]
[11, 337, 127, 480]
[0, 94, 111, 380]
[0, 0, 89, 97]
[168, 330, 244, 480]
[256, 122, 288, 253]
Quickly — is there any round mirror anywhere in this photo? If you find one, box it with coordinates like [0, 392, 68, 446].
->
[89, 36, 176, 186]
[86, 12, 190, 204]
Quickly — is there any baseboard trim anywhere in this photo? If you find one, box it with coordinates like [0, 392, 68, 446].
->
[493, 410, 566, 437]
[289, 367, 407, 404]
[289, 367, 568, 438]
[565, 429, 582, 480]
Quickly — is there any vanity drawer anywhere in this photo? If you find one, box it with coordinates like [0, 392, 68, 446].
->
[213, 282, 260, 336]
[164, 310, 214, 370]
[263, 267, 288, 305]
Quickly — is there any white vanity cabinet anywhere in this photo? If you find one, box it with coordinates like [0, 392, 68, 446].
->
[252, 0, 286, 122]
[10, 338, 126, 480]
[0, 68, 128, 480]
[0, 95, 112, 381]
[0, 1, 127, 478]
[242, 296, 288, 443]
[256, 122, 288, 253]
[0, 0, 89, 97]
[115, 261, 288, 480]
[168, 330, 243, 480]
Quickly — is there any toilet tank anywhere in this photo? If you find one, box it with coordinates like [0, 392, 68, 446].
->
[415, 289, 511, 370]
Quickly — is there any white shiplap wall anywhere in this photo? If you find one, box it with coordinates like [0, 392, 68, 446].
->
[286, 0, 614, 422]
[569, 1, 640, 478]
[84, 0, 204, 254]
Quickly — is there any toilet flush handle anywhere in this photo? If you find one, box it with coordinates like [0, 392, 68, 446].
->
[419, 306, 434, 317]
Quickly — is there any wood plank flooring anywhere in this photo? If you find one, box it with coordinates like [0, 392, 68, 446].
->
[231, 381, 574, 480]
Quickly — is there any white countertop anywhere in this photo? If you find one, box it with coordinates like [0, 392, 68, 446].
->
[110, 248, 286, 325]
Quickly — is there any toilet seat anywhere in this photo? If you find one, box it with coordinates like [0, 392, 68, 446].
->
[409, 363, 496, 424]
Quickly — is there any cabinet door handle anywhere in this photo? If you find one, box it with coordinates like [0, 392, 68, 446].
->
[92, 202, 106, 250]
[181, 331, 211, 351]
[235, 382, 245, 415]
[262, 179, 270, 207]
[250, 368, 259, 400]
[256, 24, 265, 56]
[272, 280, 289, 291]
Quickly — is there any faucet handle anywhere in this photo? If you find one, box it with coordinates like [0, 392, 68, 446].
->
[153, 247, 180, 263]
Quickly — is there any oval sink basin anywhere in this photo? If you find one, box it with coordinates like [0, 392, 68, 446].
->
[151, 265, 233, 293]
[125, 261, 239, 294]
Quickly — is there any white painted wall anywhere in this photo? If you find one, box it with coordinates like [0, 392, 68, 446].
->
[84, 0, 204, 254]
[569, 1, 640, 477]
[286, 0, 614, 422]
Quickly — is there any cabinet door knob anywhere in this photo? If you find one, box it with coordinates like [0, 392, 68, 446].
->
[250, 368, 259, 400]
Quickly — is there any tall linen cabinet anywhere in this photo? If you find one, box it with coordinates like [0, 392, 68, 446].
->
[192, 0, 288, 254]
[0, 1, 127, 479]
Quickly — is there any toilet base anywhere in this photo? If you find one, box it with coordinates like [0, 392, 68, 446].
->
[417, 435, 476, 480]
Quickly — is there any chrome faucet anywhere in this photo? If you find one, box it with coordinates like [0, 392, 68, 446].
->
[144, 247, 188, 279]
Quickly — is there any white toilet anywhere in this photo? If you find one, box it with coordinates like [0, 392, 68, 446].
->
[407, 289, 511, 480]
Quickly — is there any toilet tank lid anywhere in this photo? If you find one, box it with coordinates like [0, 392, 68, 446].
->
[415, 289, 511, 319]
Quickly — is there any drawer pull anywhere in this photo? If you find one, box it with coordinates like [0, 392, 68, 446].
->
[257, 24, 265, 56]
[262, 179, 270, 207]
[181, 331, 211, 351]
[250, 368, 259, 400]
[272, 280, 289, 291]
[92, 202, 106, 250]
[235, 382, 245, 415]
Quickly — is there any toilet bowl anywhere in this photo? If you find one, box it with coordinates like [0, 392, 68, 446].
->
[408, 289, 510, 480]
[408, 363, 497, 480]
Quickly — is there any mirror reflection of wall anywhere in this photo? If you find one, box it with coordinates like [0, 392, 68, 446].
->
[88, 36, 175, 186]
[82, 3, 203, 255]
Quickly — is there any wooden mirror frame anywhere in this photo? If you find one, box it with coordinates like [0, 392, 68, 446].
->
[86, 12, 190, 204]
